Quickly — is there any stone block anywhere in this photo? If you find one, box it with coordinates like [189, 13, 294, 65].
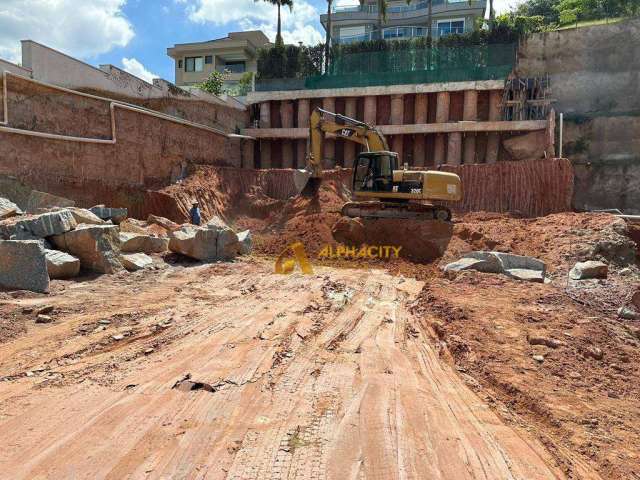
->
[51, 225, 124, 274]
[0, 197, 22, 220]
[121, 253, 153, 271]
[14, 210, 77, 238]
[0, 240, 49, 293]
[45, 249, 81, 279]
[569, 260, 608, 280]
[119, 232, 169, 254]
[90, 206, 128, 224]
[237, 230, 252, 255]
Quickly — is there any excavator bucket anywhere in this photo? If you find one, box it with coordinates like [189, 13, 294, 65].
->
[292, 169, 312, 195]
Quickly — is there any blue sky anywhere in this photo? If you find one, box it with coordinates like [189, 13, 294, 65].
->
[0, 0, 520, 84]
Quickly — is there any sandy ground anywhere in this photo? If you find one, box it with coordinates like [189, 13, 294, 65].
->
[0, 259, 578, 480]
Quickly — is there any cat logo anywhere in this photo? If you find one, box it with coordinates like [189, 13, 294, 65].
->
[274, 242, 314, 275]
[339, 128, 355, 138]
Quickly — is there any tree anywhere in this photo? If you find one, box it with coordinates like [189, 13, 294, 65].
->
[325, 0, 332, 73]
[197, 71, 226, 96]
[258, 0, 294, 46]
[237, 72, 254, 96]
[427, 0, 433, 42]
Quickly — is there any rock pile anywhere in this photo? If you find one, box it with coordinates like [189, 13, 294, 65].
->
[0, 196, 252, 293]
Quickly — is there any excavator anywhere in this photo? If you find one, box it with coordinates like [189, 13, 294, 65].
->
[294, 108, 462, 221]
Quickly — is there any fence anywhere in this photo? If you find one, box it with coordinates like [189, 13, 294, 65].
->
[256, 43, 516, 92]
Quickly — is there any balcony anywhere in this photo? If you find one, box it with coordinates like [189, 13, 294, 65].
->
[336, 24, 464, 44]
[323, 0, 485, 26]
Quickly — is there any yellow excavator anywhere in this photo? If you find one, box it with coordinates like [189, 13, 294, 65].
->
[295, 108, 462, 221]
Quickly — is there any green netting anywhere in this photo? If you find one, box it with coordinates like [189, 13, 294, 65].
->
[304, 43, 516, 90]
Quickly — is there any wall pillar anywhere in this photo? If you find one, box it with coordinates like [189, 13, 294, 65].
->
[486, 90, 502, 164]
[446, 132, 462, 165]
[296, 98, 310, 168]
[322, 97, 336, 168]
[413, 93, 428, 167]
[434, 91, 450, 166]
[463, 90, 478, 164]
[259, 101, 271, 168]
[390, 94, 404, 163]
[344, 97, 358, 167]
[364, 96, 377, 124]
[280, 100, 294, 168]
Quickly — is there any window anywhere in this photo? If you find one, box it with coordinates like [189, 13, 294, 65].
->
[185, 56, 204, 72]
[223, 61, 246, 73]
[205, 55, 213, 64]
[178, 59, 183, 68]
[437, 19, 464, 37]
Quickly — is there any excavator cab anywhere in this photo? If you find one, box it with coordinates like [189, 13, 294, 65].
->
[353, 152, 398, 193]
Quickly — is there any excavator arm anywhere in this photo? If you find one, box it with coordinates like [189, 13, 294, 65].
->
[307, 108, 388, 178]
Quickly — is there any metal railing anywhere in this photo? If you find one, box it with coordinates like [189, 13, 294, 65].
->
[333, 0, 454, 14]
[336, 23, 464, 43]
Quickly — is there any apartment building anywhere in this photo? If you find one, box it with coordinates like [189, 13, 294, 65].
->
[321, 0, 487, 44]
[167, 31, 270, 90]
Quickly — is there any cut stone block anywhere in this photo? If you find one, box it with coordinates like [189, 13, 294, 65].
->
[89, 206, 128, 224]
[45, 249, 81, 279]
[13, 210, 77, 239]
[25, 190, 74, 212]
[504, 268, 545, 283]
[51, 225, 124, 274]
[0, 240, 49, 293]
[65, 207, 105, 225]
[237, 230, 252, 255]
[0, 197, 22, 220]
[121, 253, 153, 271]
[119, 232, 169, 254]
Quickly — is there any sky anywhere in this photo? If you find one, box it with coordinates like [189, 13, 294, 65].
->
[0, 0, 522, 84]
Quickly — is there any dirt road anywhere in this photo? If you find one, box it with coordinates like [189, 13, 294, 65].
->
[0, 260, 573, 479]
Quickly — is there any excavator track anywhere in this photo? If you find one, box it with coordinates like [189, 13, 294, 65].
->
[341, 201, 452, 221]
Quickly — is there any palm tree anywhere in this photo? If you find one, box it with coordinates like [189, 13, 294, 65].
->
[325, 0, 332, 73]
[259, 0, 294, 46]
[358, 0, 388, 39]
[427, 0, 433, 42]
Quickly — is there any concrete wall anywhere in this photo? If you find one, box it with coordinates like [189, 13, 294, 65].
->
[0, 58, 32, 78]
[19, 40, 248, 133]
[518, 18, 640, 214]
[0, 73, 250, 210]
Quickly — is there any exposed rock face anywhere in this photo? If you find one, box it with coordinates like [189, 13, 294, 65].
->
[443, 251, 546, 283]
[121, 253, 153, 271]
[45, 249, 81, 279]
[0, 197, 22, 220]
[119, 232, 169, 254]
[569, 260, 609, 280]
[89, 206, 128, 224]
[51, 225, 124, 274]
[502, 131, 546, 160]
[237, 230, 252, 255]
[0, 240, 49, 293]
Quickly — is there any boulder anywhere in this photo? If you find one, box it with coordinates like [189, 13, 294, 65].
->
[25, 190, 74, 212]
[0, 240, 49, 293]
[169, 226, 218, 261]
[443, 251, 545, 283]
[119, 218, 150, 235]
[491, 252, 546, 274]
[169, 222, 240, 262]
[51, 225, 124, 274]
[119, 232, 169, 254]
[89, 206, 128, 224]
[445, 251, 502, 273]
[65, 207, 105, 225]
[569, 261, 608, 280]
[121, 253, 153, 271]
[147, 214, 180, 232]
[237, 230, 252, 255]
[12, 210, 77, 239]
[45, 249, 81, 279]
[0, 197, 22, 220]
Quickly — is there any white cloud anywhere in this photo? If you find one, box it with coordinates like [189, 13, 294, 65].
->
[185, 0, 324, 45]
[122, 57, 158, 83]
[0, 0, 134, 64]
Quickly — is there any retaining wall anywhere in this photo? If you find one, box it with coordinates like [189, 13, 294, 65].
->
[518, 17, 640, 214]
